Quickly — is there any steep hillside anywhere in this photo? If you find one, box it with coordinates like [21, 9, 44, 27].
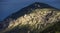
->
[0, 2, 60, 33]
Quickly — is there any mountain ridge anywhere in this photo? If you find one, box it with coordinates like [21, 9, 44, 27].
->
[3, 2, 59, 21]
[0, 2, 60, 33]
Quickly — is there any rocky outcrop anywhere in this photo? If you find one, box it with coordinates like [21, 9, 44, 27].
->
[0, 2, 60, 33]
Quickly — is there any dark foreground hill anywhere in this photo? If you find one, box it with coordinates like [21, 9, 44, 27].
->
[0, 2, 60, 33]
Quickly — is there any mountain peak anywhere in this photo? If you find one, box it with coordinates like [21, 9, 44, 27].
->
[3, 2, 56, 21]
[0, 2, 60, 33]
[33, 2, 46, 4]
[24, 2, 58, 9]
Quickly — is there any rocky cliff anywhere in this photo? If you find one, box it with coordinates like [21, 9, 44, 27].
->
[0, 2, 60, 33]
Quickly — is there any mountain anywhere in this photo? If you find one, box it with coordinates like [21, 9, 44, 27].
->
[0, 2, 60, 33]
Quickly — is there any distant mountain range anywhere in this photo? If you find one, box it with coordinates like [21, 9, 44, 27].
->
[0, 2, 60, 33]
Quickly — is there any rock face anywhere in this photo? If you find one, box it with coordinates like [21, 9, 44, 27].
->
[0, 2, 60, 33]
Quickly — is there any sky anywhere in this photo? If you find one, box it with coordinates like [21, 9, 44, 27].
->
[0, 0, 60, 21]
